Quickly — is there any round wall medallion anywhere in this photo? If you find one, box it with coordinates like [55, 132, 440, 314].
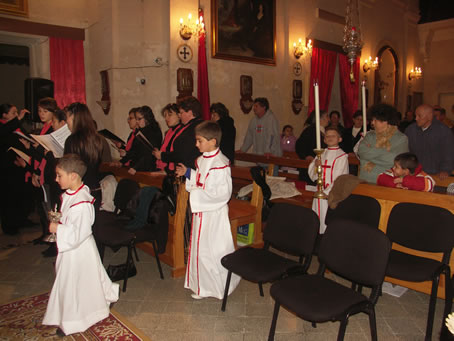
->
[177, 44, 193, 63]
[293, 62, 302, 76]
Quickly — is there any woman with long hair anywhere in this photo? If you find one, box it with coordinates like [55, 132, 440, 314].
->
[64, 102, 104, 203]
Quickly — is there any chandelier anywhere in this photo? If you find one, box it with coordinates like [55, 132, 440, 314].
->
[343, 0, 363, 82]
[179, 13, 205, 40]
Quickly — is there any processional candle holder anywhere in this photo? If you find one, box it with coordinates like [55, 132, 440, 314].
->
[313, 148, 327, 199]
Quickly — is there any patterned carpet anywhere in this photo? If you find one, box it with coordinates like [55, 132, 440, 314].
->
[0, 292, 151, 340]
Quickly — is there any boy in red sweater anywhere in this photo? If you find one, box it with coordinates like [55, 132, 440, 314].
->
[377, 152, 435, 191]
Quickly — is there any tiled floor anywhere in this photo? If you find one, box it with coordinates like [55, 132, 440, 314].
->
[0, 225, 449, 340]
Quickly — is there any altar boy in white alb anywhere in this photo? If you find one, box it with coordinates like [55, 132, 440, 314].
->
[43, 154, 119, 336]
[176, 121, 240, 299]
[308, 127, 349, 234]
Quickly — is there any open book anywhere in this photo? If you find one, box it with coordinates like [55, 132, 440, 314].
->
[13, 130, 35, 144]
[98, 129, 125, 145]
[30, 124, 71, 158]
[136, 131, 155, 152]
[8, 147, 31, 165]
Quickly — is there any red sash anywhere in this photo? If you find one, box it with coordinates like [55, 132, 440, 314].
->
[25, 122, 52, 184]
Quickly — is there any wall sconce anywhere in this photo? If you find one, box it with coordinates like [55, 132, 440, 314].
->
[408, 67, 422, 80]
[293, 38, 312, 59]
[179, 13, 205, 40]
[363, 56, 378, 72]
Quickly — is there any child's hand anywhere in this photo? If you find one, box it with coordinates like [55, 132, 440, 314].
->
[393, 177, 403, 184]
[175, 163, 187, 177]
[314, 159, 321, 167]
[128, 168, 137, 175]
[49, 222, 58, 233]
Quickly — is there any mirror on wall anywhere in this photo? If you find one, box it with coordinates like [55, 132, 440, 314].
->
[374, 46, 399, 107]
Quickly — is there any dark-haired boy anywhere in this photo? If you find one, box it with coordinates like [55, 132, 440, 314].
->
[176, 121, 240, 300]
[43, 154, 119, 335]
[377, 152, 435, 191]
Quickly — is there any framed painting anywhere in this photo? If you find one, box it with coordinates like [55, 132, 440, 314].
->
[0, 0, 28, 17]
[211, 0, 276, 66]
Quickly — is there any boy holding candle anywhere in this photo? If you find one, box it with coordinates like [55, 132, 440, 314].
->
[43, 154, 119, 336]
[308, 127, 349, 234]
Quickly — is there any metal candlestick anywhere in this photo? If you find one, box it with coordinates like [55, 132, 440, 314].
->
[313, 148, 327, 199]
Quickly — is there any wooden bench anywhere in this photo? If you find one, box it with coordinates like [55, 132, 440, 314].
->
[229, 166, 263, 249]
[233, 152, 454, 298]
[99, 164, 187, 278]
[99, 162, 264, 277]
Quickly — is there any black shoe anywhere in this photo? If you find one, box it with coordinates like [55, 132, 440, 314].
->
[33, 235, 46, 245]
[42, 244, 58, 257]
[56, 328, 65, 337]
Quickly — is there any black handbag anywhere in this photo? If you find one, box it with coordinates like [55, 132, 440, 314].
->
[161, 173, 178, 216]
[106, 261, 137, 282]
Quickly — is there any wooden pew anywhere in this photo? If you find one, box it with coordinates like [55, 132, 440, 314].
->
[352, 184, 454, 298]
[99, 164, 187, 278]
[229, 166, 263, 248]
[99, 162, 264, 277]
[233, 152, 454, 298]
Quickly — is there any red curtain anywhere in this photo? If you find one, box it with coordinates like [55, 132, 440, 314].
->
[308, 47, 337, 115]
[197, 9, 210, 121]
[49, 37, 86, 108]
[338, 54, 360, 128]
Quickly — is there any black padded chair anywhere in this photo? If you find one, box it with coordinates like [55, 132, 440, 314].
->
[220, 203, 319, 311]
[325, 194, 381, 228]
[94, 183, 167, 292]
[268, 220, 391, 341]
[385, 203, 454, 341]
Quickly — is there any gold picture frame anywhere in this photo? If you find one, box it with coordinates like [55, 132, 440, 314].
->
[0, 0, 28, 17]
[211, 0, 276, 66]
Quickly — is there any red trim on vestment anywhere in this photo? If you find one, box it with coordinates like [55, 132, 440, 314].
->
[196, 212, 203, 295]
[330, 153, 347, 184]
[203, 149, 220, 158]
[65, 184, 85, 196]
[186, 214, 195, 287]
[69, 199, 94, 208]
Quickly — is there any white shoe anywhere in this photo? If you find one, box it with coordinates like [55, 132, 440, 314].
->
[191, 293, 204, 300]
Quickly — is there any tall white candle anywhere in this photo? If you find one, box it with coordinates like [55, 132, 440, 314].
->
[314, 82, 321, 149]
[361, 81, 367, 136]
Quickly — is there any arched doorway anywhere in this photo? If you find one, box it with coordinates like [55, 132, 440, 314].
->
[374, 45, 399, 107]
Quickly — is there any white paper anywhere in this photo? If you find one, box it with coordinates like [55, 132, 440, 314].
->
[30, 124, 71, 158]
[8, 147, 31, 165]
[13, 131, 35, 144]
